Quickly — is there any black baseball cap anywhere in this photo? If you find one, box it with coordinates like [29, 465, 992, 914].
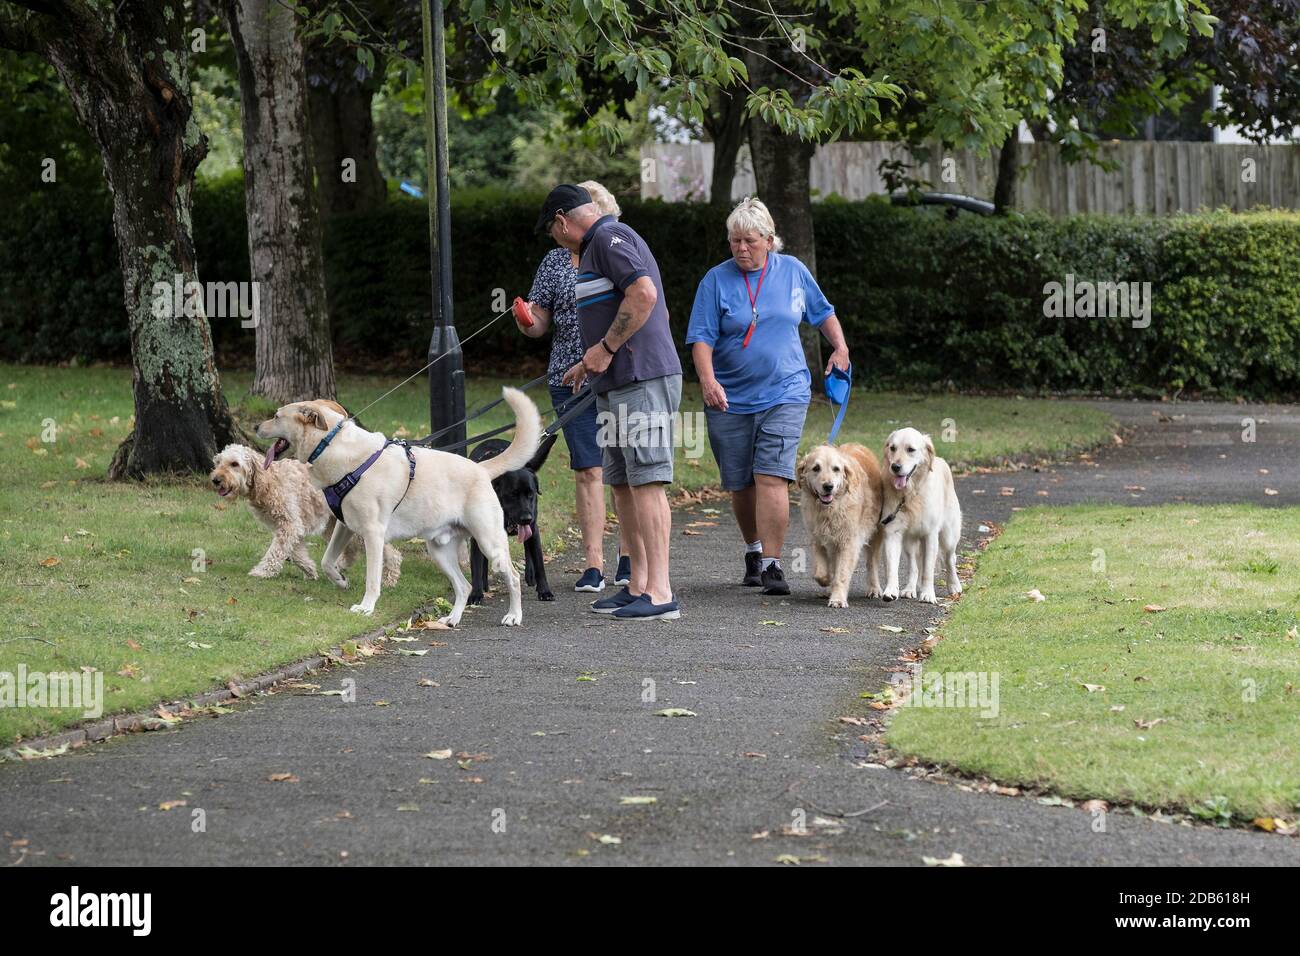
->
[535, 184, 593, 234]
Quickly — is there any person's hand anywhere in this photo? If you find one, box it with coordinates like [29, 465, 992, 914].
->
[701, 377, 728, 411]
[581, 341, 613, 377]
[825, 347, 850, 377]
[562, 361, 588, 393]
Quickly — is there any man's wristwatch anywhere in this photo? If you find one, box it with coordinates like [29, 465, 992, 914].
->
[600, 337, 617, 356]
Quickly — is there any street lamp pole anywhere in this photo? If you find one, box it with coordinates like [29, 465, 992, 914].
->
[422, 0, 465, 453]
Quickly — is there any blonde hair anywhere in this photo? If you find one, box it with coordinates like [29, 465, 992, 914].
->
[579, 180, 622, 219]
[726, 197, 783, 252]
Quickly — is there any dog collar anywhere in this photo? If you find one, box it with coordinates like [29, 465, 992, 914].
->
[307, 420, 346, 464]
[881, 492, 907, 526]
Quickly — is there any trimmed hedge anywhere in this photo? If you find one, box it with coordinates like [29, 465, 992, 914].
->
[3, 174, 1299, 397]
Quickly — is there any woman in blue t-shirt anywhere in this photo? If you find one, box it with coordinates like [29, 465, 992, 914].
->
[517, 181, 629, 593]
[685, 197, 851, 596]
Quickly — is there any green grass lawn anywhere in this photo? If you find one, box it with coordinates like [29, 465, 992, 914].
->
[0, 362, 1114, 743]
[886, 504, 1300, 824]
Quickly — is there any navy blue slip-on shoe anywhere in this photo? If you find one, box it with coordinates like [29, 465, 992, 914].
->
[574, 567, 606, 592]
[613, 555, 631, 586]
[612, 593, 681, 621]
[591, 586, 639, 614]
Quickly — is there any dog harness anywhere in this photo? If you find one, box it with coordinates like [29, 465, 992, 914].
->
[322, 439, 416, 526]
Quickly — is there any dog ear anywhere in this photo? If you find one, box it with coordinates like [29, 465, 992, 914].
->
[528, 432, 559, 474]
[924, 433, 936, 466]
[296, 404, 329, 432]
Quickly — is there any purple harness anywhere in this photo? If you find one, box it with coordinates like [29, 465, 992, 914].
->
[322, 440, 417, 525]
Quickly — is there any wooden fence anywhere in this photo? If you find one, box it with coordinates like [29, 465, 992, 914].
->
[640, 140, 1300, 214]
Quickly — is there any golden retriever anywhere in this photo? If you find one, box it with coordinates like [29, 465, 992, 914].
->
[255, 388, 541, 625]
[796, 443, 885, 607]
[879, 427, 962, 604]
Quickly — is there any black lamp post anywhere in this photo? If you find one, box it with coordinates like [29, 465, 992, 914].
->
[422, 0, 465, 453]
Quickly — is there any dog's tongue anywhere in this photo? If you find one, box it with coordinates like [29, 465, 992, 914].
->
[263, 443, 278, 470]
[518, 523, 533, 543]
[893, 474, 908, 491]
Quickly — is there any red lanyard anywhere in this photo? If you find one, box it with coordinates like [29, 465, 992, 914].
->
[739, 256, 768, 348]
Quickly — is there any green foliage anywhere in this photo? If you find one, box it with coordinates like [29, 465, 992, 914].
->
[4, 181, 1298, 398]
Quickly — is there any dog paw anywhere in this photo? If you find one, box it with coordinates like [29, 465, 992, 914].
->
[537, 589, 555, 602]
[467, 591, 483, 606]
[881, 587, 899, 602]
[248, 566, 275, 579]
[382, 572, 401, 588]
[865, 588, 882, 600]
[918, 588, 938, 605]
[828, 597, 849, 609]
[500, 611, 522, 626]
[437, 614, 461, 628]
[323, 565, 348, 589]
[349, 603, 374, 616]
[814, 574, 831, 588]
[900, 586, 917, 600]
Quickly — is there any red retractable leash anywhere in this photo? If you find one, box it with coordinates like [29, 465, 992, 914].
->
[512, 296, 535, 328]
[739, 256, 768, 348]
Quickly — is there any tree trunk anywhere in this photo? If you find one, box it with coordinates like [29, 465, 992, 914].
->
[24, 1, 244, 479]
[993, 129, 1019, 214]
[225, 0, 336, 404]
[705, 85, 746, 206]
[745, 61, 823, 385]
[307, 56, 387, 217]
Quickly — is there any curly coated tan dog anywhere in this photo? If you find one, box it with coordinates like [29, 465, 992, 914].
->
[209, 444, 401, 585]
[796, 443, 885, 607]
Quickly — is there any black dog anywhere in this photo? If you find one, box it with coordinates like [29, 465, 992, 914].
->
[467, 432, 558, 604]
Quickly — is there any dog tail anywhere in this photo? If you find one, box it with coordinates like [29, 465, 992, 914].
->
[479, 387, 543, 481]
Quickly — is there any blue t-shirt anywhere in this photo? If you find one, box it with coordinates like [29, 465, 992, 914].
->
[685, 251, 834, 414]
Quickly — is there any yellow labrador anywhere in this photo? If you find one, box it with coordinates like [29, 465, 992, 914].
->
[256, 388, 541, 625]
[879, 427, 962, 604]
[796, 443, 885, 607]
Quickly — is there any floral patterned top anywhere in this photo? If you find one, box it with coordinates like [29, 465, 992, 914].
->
[528, 247, 583, 388]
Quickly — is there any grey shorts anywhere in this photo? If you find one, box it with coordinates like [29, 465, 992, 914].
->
[705, 402, 808, 491]
[596, 374, 682, 487]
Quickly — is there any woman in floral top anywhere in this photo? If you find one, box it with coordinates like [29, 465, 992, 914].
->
[517, 181, 629, 593]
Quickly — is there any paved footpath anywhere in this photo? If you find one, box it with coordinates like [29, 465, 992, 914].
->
[3, 400, 1299, 866]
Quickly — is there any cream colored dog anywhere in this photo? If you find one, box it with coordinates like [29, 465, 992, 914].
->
[796, 443, 885, 607]
[210, 443, 401, 584]
[255, 389, 540, 625]
[879, 427, 962, 604]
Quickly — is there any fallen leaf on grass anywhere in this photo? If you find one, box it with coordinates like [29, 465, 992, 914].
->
[39, 557, 60, 568]
[126, 639, 141, 651]
[116, 664, 141, 679]
[411, 618, 451, 630]
[1134, 717, 1167, 730]
[1143, 604, 1167, 613]
[1027, 589, 1046, 602]
[1079, 683, 1105, 693]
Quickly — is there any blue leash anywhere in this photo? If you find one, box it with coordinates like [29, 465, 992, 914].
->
[825, 362, 852, 444]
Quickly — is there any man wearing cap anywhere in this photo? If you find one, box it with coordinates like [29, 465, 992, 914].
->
[538, 184, 683, 621]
